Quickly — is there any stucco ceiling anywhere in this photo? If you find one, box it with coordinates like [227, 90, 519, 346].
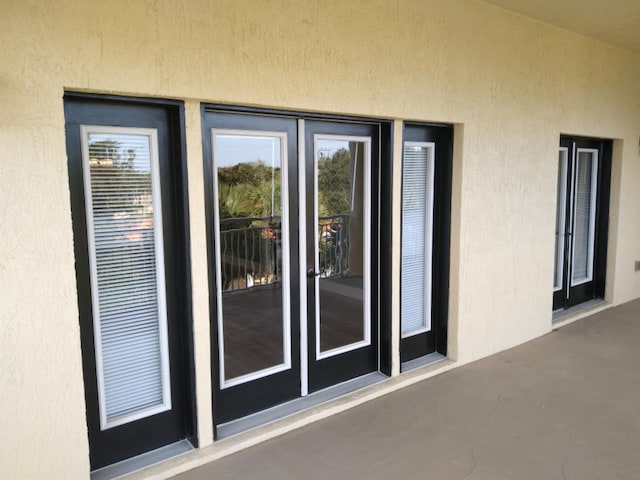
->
[480, 0, 640, 54]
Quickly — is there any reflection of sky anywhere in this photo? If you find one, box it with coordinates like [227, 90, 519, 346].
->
[317, 140, 349, 158]
[89, 133, 151, 172]
[214, 135, 354, 166]
[215, 135, 281, 168]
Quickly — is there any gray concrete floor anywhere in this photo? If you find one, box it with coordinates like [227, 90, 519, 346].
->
[174, 300, 640, 480]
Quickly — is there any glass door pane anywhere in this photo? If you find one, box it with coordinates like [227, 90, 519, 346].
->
[213, 131, 291, 388]
[314, 136, 371, 359]
[554, 148, 568, 291]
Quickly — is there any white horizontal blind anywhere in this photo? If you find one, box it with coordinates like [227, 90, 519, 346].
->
[81, 126, 171, 430]
[571, 149, 598, 286]
[553, 149, 568, 291]
[401, 142, 435, 337]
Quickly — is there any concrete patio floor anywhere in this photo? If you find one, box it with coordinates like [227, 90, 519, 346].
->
[173, 299, 640, 480]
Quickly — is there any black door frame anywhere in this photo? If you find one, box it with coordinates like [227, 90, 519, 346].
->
[64, 92, 197, 470]
[399, 122, 452, 365]
[304, 119, 380, 393]
[553, 135, 611, 311]
[201, 111, 302, 425]
[201, 104, 393, 434]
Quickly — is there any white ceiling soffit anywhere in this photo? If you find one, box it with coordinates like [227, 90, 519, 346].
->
[480, 0, 640, 54]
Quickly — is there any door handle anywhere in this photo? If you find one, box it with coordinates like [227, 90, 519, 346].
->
[307, 268, 321, 278]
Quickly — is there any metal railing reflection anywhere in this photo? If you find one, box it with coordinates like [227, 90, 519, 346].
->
[219, 216, 280, 292]
[318, 214, 349, 279]
[219, 214, 349, 292]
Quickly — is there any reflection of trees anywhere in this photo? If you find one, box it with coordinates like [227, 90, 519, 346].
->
[217, 161, 281, 220]
[89, 139, 150, 213]
[318, 148, 352, 277]
[88, 138, 156, 295]
[318, 148, 350, 216]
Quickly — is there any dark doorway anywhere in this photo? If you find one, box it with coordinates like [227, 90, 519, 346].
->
[553, 136, 611, 311]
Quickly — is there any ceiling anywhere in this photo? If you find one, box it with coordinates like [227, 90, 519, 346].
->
[480, 0, 640, 54]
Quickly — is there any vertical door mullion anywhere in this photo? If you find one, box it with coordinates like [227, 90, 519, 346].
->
[298, 119, 308, 397]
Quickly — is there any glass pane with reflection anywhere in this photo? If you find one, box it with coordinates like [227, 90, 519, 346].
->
[316, 139, 368, 354]
[214, 133, 288, 383]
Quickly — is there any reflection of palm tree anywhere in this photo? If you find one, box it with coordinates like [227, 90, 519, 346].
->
[317, 148, 352, 277]
[218, 180, 280, 220]
[218, 184, 247, 219]
[245, 181, 281, 217]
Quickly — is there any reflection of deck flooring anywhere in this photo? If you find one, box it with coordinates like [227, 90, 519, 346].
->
[222, 287, 284, 381]
[319, 281, 363, 352]
[221, 278, 364, 381]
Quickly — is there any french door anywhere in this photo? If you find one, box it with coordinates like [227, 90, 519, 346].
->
[65, 95, 194, 470]
[553, 136, 611, 311]
[305, 120, 379, 392]
[203, 110, 381, 427]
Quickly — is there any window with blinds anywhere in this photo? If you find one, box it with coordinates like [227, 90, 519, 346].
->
[571, 149, 598, 286]
[401, 142, 435, 337]
[81, 126, 171, 430]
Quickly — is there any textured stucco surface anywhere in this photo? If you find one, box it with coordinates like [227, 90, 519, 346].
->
[1, 0, 639, 478]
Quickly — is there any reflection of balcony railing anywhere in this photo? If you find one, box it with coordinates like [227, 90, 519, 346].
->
[318, 214, 349, 279]
[219, 216, 281, 292]
[219, 214, 350, 292]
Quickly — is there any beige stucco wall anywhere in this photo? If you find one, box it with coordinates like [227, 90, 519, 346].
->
[1, 0, 639, 478]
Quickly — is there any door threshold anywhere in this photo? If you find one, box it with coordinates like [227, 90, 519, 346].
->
[217, 372, 387, 439]
[552, 298, 605, 323]
[552, 299, 611, 330]
[401, 351, 446, 373]
[91, 440, 193, 480]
